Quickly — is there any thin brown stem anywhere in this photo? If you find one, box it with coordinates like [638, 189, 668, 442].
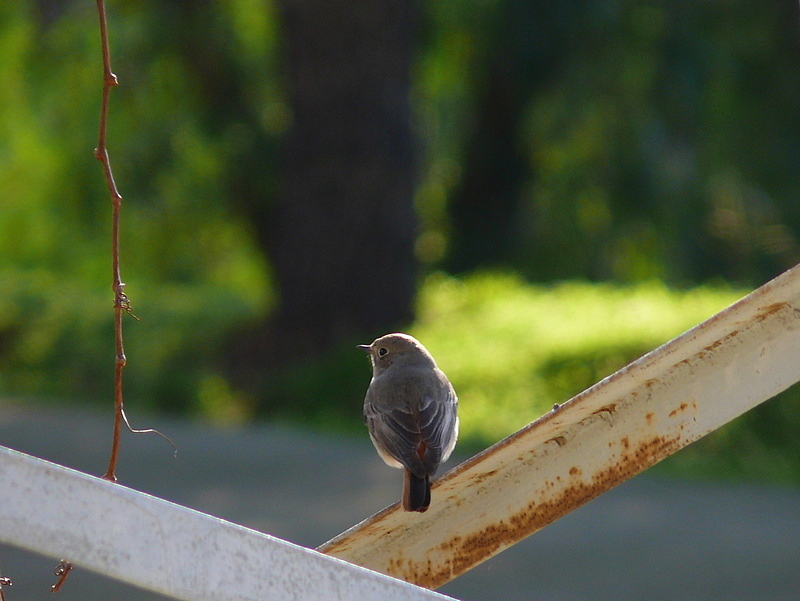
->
[94, 0, 125, 483]
[95, 0, 175, 482]
[0, 576, 11, 601]
[50, 560, 73, 593]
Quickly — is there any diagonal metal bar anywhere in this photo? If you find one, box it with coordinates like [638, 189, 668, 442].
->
[0, 447, 455, 601]
[319, 264, 800, 589]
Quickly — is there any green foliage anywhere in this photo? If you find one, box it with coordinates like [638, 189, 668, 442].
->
[0, 1, 279, 285]
[0, 267, 266, 419]
[415, 0, 800, 284]
[254, 341, 370, 432]
[0, 2, 275, 415]
[412, 272, 743, 444]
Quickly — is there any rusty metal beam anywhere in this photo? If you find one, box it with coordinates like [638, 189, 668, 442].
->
[319, 264, 800, 589]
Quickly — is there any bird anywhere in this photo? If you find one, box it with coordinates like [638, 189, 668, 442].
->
[358, 333, 459, 512]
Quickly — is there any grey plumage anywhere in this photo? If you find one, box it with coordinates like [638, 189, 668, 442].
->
[359, 333, 459, 512]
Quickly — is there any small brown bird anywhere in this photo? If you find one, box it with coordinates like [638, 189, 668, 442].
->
[358, 333, 459, 512]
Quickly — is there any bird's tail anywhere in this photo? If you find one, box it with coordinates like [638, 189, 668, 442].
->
[403, 469, 431, 512]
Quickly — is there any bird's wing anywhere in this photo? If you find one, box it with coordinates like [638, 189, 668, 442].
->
[418, 377, 458, 472]
[364, 399, 427, 477]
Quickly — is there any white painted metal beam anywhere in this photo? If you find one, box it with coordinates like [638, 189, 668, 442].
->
[320, 264, 800, 589]
[0, 446, 455, 601]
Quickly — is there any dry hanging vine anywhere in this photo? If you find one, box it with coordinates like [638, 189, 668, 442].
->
[93, 0, 173, 484]
[49, 561, 73, 593]
[94, 0, 126, 483]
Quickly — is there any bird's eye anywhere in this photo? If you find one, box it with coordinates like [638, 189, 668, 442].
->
[378, 347, 388, 357]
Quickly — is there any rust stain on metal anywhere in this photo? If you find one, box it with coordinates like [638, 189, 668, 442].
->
[754, 302, 789, 322]
[593, 404, 617, 417]
[668, 399, 698, 419]
[568, 466, 581, 476]
[470, 469, 498, 484]
[547, 435, 567, 447]
[391, 434, 683, 589]
[668, 402, 688, 418]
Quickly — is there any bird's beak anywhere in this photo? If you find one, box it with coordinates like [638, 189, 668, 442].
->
[356, 344, 371, 353]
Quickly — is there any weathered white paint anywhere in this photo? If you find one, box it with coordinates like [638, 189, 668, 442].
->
[0, 446, 454, 601]
[320, 264, 800, 589]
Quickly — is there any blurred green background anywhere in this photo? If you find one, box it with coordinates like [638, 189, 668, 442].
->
[1, 1, 799, 482]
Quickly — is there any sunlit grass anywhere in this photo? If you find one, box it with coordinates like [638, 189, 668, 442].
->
[412, 272, 745, 445]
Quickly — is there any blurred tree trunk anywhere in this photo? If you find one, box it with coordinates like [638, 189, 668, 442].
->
[257, 0, 419, 361]
[444, 1, 568, 277]
[445, 61, 527, 274]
